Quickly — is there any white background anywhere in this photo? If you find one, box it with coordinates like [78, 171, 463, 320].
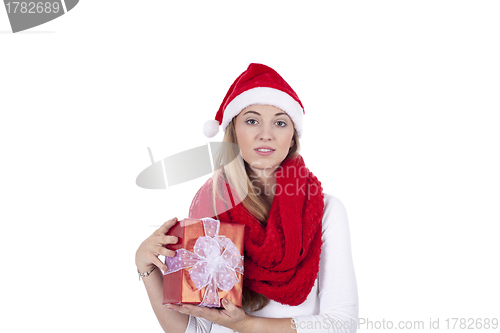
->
[1, 1, 499, 332]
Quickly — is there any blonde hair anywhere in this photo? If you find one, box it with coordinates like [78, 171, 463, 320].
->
[211, 117, 300, 311]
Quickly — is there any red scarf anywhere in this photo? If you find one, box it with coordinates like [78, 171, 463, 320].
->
[188, 155, 324, 306]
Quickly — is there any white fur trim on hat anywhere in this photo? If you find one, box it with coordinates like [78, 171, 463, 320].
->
[221, 87, 304, 138]
[203, 119, 220, 138]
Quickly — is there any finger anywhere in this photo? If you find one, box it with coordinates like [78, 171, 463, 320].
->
[221, 298, 238, 314]
[156, 245, 176, 258]
[167, 304, 196, 316]
[158, 235, 179, 246]
[166, 304, 184, 312]
[180, 304, 219, 322]
[146, 234, 177, 249]
[156, 217, 178, 235]
[151, 254, 169, 272]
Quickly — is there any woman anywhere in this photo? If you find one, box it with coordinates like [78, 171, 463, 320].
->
[135, 63, 358, 332]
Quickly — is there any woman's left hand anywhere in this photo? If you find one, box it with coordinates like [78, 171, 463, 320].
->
[166, 298, 253, 332]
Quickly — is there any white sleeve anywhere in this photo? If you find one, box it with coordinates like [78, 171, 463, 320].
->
[184, 315, 235, 333]
[184, 315, 213, 333]
[292, 194, 359, 333]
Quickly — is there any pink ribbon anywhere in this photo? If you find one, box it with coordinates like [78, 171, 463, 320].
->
[164, 218, 244, 307]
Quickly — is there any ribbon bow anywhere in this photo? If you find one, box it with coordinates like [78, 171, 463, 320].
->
[164, 218, 244, 307]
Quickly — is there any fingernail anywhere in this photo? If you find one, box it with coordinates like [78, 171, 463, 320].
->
[222, 298, 228, 304]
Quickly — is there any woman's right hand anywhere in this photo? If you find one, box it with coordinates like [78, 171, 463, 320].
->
[135, 217, 179, 274]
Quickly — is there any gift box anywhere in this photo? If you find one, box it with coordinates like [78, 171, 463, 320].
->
[162, 217, 245, 308]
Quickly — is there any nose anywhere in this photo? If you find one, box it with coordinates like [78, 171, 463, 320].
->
[258, 124, 273, 141]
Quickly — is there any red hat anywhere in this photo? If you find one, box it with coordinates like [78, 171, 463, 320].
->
[203, 63, 305, 138]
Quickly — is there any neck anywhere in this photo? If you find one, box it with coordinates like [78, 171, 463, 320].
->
[251, 167, 277, 201]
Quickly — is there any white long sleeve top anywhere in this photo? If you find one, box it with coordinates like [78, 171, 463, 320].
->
[184, 194, 359, 333]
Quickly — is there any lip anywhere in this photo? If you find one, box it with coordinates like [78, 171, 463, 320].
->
[254, 146, 275, 156]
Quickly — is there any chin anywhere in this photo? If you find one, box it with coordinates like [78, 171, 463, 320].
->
[247, 158, 282, 171]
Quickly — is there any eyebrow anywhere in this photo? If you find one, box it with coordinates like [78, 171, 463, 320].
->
[243, 111, 288, 116]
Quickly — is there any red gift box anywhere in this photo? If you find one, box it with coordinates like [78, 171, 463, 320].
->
[162, 218, 245, 307]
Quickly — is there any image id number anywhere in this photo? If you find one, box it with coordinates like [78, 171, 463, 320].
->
[5, 2, 60, 14]
[445, 318, 498, 330]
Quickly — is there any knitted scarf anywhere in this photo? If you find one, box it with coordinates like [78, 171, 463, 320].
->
[188, 155, 324, 306]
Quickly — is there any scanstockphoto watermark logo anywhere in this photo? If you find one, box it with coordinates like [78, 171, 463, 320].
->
[291, 317, 499, 331]
[136, 143, 247, 216]
[3, 0, 78, 33]
[136, 143, 239, 190]
[136, 144, 319, 215]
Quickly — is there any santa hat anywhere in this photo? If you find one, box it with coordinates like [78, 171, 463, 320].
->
[203, 63, 305, 138]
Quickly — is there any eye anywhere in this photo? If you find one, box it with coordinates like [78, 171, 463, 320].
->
[275, 120, 287, 127]
[245, 119, 258, 125]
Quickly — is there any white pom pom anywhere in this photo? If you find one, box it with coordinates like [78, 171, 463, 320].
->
[203, 120, 220, 138]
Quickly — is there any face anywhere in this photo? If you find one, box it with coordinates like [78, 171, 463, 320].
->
[234, 104, 295, 173]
